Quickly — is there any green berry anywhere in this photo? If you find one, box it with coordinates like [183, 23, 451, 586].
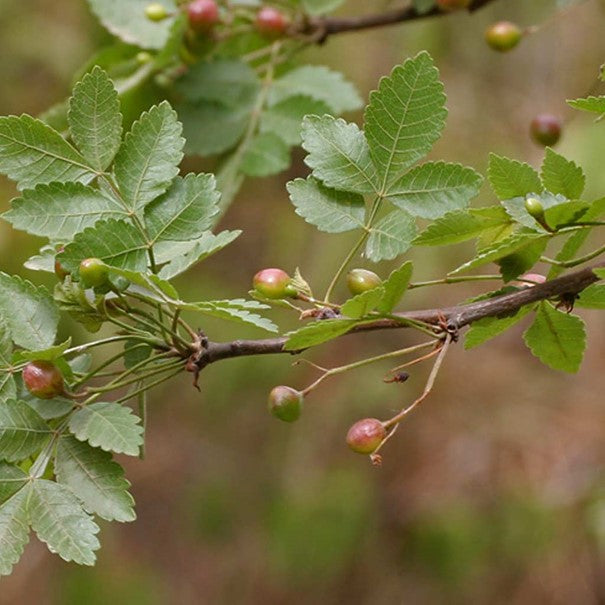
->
[253, 268, 295, 299]
[79, 258, 109, 288]
[136, 51, 153, 65]
[485, 21, 522, 52]
[268, 386, 303, 422]
[22, 360, 65, 400]
[524, 197, 545, 220]
[346, 269, 382, 295]
[145, 3, 169, 21]
[530, 114, 562, 147]
[346, 418, 386, 454]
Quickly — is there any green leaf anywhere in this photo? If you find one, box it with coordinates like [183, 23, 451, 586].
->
[567, 95, 605, 114]
[377, 261, 413, 313]
[0, 273, 59, 350]
[365, 52, 447, 190]
[0, 115, 96, 190]
[414, 207, 511, 246]
[193, 301, 278, 333]
[260, 96, 331, 146]
[301, 115, 378, 194]
[341, 288, 384, 319]
[68, 66, 123, 171]
[502, 192, 568, 231]
[0, 321, 16, 403]
[4, 182, 127, 240]
[365, 210, 417, 262]
[0, 489, 30, 576]
[413, 0, 436, 12]
[28, 479, 100, 565]
[576, 284, 605, 309]
[144, 173, 220, 244]
[464, 305, 534, 349]
[268, 65, 362, 114]
[114, 101, 184, 212]
[301, 0, 345, 15]
[0, 463, 27, 503]
[58, 219, 149, 273]
[450, 232, 548, 275]
[286, 177, 366, 233]
[487, 154, 542, 200]
[0, 400, 51, 462]
[86, 0, 177, 49]
[523, 302, 586, 372]
[174, 59, 260, 108]
[69, 402, 144, 456]
[497, 237, 548, 282]
[241, 133, 291, 177]
[386, 161, 482, 219]
[540, 148, 585, 199]
[13, 339, 72, 364]
[595, 268, 605, 279]
[284, 319, 362, 350]
[156, 231, 241, 279]
[53, 279, 104, 333]
[55, 436, 135, 523]
[543, 201, 590, 230]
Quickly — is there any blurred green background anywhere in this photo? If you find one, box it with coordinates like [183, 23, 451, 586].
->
[2, 1, 605, 603]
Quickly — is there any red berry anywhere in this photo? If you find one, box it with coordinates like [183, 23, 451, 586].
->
[530, 114, 562, 147]
[436, 0, 471, 10]
[253, 268, 295, 299]
[255, 7, 289, 36]
[346, 269, 382, 295]
[54, 247, 68, 281]
[23, 361, 65, 400]
[187, 0, 219, 31]
[268, 386, 303, 422]
[79, 258, 109, 288]
[346, 418, 386, 454]
[485, 21, 522, 52]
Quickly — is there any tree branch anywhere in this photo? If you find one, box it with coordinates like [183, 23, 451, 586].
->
[300, 0, 501, 42]
[196, 263, 603, 370]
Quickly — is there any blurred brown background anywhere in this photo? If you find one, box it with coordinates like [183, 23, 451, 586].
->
[1, 0, 605, 603]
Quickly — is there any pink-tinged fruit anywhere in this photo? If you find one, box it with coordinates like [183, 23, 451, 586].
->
[346, 418, 387, 454]
[23, 360, 65, 400]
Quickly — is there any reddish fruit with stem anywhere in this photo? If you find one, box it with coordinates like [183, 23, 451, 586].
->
[187, 0, 219, 31]
[255, 7, 289, 36]
[346, 269, 382, 295]
[253, 268, 296, 299]
[485, 21, 522, 52]
[530, 114, 562, 146]
[23, 361, 65, 400]
[268, 386, 303, 422]
[79, 258, 109, 288]
[346, 418, 387, 454]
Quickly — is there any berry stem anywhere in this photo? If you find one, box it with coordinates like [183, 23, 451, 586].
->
[114, 366, 184, 404]
[541, 244, 605, 268]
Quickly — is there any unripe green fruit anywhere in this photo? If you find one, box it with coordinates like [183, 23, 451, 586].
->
[485, 21, 522, 52]
[253, 268, 295, 299]
[530, 114, 562, 147]
[346, 418, 386, 454]
[346, 269, 382, 295]
[79, 258, 109, 288]
[268, 386, 303, 422]
[255, 7, 289, 36]
[524, 197, 545, 220]
[144, 3, 169, 21]
[136, 51, 153, 65]
[187, 0, 219, 31]
[22, 360, 65, 400]
[436, 0, 471, 11]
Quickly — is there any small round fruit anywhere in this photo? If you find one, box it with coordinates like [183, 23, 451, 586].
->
[436, 0, 471, 10]
[136, 51, 153, 64]
[346, 418, 386, 454]
[144, 2, 169, 21]
[524, 197, 545, 220]
[255, 7, 289, 36]
[485, 21, 522, 52]
[253, 268, 295, 299]
[346, 269, 382, 295]
[23, 361, 65, 400]
[187, 0, 219, 31]
[530, 114, 562, 147]
[79, 258, 109, 288]
[268, 386, 303, 422]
